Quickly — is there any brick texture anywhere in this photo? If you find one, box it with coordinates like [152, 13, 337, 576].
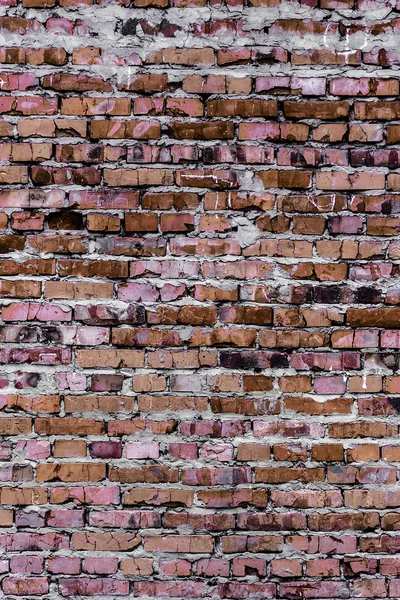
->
[0, 0, 399, 597]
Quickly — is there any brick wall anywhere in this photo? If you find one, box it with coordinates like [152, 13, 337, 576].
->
[0, 0, 399, 597]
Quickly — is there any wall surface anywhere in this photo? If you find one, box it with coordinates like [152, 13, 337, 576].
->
[0, 0, 400, 597]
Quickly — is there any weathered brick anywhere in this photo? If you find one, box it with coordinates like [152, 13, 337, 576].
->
[0, 2, 396, 596]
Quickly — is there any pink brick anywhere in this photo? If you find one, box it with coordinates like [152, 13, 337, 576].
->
[126, 441, 160, 459]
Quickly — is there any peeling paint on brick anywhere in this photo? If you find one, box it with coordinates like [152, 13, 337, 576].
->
[0, 0, 399, 598]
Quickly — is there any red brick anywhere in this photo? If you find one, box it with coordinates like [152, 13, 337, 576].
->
[0, 2, 396, 595]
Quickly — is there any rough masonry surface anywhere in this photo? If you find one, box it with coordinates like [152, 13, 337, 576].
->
[0, 0, 400, 597]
